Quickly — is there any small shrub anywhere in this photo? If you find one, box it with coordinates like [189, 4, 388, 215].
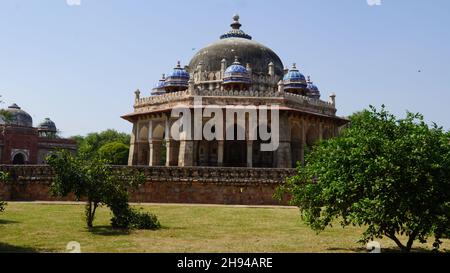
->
[111, 207, 161, 230]
[0, 171, 8, 213]
[0, 201, 6, 213]
[129, 209, 161, 230]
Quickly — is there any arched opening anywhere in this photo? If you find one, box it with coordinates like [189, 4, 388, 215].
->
[306, 126, 319, 147]
[151, 123, 166, 166]
[323, 127, 332, 140]
[197, 141, 218, 166]
[12, 153, 26, 165]
[136, 123, 149, 165]
[224, 123, 247, 167]
[252, 139, 274, 168]
[253, 125, 274, 168]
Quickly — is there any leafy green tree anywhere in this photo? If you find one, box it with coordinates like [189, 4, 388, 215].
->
[277, 106, 450, 252]
[72, 129, 130, 160]
[98, 142, 129, 165]
[0, 95, 12, 123]
[0, 171, 9, 213]
[47, 150, 159, 229]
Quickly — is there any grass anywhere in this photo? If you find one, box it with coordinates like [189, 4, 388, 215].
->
[0, 202, 448, 253]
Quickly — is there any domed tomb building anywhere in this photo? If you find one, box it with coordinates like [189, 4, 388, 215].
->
[0, 103, 77, 164]
[122, 15, 348, 168]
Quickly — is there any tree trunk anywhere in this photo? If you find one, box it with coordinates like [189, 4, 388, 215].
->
[86, 201, 98, 229]
[405, 230, 419, 253]
[86, 202, 93, 228]
[385, 232, 409, 252]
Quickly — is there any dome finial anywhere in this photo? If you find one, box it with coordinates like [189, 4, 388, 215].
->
[176, 61, 181, 68]
[220, 14, 252, 40]
[307, 75, 311, 83]
[292, 63, 297, 69]
[9, 103, 20, 109]
[234, 56, 240, 64]
[231, 14, 241, 30]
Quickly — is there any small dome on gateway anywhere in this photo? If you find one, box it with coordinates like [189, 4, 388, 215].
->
[2, 103, 33, 127]
[164, 61, 190, 92]
[283, 63, 308, 92]
[38, 118, 57, 132]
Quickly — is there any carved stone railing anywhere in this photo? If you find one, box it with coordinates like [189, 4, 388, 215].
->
[283, 91, 334, 108]
[132, 88, 337, 117]
[135, 90, 191, 106]
[193, 89, 281, 98]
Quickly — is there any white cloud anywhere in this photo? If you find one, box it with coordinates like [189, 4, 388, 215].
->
[367, 0, 382, 6]
[66, 0, 81, 6]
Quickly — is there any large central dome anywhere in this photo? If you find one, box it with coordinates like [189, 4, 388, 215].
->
[189, 15, 284, 77]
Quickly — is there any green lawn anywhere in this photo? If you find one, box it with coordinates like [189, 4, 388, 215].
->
[0, 202, 448, 253]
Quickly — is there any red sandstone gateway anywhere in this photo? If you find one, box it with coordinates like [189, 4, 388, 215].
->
[0, 103, 76, 164]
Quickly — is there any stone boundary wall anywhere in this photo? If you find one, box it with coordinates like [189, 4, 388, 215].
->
[0, 165, 295, 205]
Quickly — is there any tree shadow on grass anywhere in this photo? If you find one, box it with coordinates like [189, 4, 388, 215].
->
[0, 242, 40, 253]
[0, 219, 20, 225]
[326, 246, 442, 253]
[159, 225, 184, 231]
[326, 247, 366, 253]
[88, 225, 131, 236]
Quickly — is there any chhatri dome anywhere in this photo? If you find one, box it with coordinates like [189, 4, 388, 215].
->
[164, 61, 190, 92]
[38, 118, 57, 132]
[152, 74, 167, 95]
[2, 103, 33, 127]
[283, 63, 308, 94]
[38, 117, 58, 138]
[189, 14, 284, 77]
[222, 56, 251, 89]
[306, 76, 321, 99]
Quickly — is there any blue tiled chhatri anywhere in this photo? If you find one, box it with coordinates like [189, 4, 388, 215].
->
[283, 63, 307, 90]
[151, 74, 167, 95]
[165, 61, 190, 89]
[223, 57, 251, 84]
[306, 76, 321, 99]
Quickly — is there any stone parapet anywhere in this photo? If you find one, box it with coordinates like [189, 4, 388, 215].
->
[0, 165, 295, 205]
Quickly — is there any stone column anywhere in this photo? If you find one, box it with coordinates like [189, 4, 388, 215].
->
[246, 141, 253, 167]
[217, 140, 224, 167]
[178, 140, 194, 166]
[147, 120, 153, 166]
[165, 116, 172, 166]
[128, 123, 138, 166]
[165, 139, 173, 166]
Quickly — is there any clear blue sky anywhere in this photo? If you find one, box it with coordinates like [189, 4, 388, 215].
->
[1, 0, 449, 137]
